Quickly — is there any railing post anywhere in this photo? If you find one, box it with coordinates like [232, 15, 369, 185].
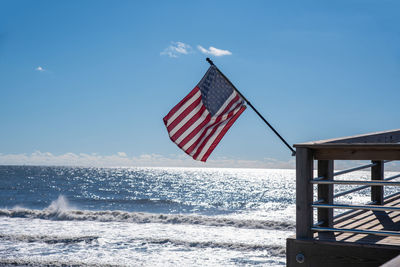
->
[296, 147, 314, 239]
[318, 160, 334, 227]
[371, 160, 384, 205]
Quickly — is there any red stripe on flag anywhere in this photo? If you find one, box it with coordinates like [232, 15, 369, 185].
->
[191, 107, 240, 160]
[185, 119, 219, 155]
[170, 105, 207, 142]
[192, 100, 244, 160]
[213, 94, 240, 120]
[166, 96, 202, 132]
[163, 87, 200, 125]
[200, 106, 247, 162]
[189, 96, 241, 157]
[178, 114, 211, 150]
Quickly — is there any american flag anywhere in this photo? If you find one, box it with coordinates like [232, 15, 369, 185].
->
[163, 65, 246, 162]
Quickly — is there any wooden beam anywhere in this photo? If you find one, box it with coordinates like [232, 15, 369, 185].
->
[313, 148, 400, 160]
[295, 129, 400, 146]
[296, 148, 314, 239]
[287, 238, 400, 267]
[318, 160, 334, 227]
[371, 160, 384, 205]
[294, 143, 400, 149]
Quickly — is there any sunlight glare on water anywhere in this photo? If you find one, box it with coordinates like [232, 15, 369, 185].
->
[0, 166, 388, 266]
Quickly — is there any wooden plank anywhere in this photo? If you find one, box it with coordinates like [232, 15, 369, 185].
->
[295, 129, 400, 146]
[313, 148, 400, 160]
[295, 143, 400, 149]
[371, 160, 384, 205]
[296, 147, 314, 239]
[315, 194, 400, 246]
[318, 160, 334, 227]
[287, 238, 400, 267]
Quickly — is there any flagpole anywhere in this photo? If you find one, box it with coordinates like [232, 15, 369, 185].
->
[206, 58, 296, 156]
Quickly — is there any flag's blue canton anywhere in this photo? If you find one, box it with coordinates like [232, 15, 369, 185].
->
[198, 66, 235, 116]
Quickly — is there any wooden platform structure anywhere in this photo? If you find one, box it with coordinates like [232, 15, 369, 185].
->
[286, 129, 400, 267]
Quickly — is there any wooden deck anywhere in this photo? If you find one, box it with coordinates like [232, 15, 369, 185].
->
[316, 193, 400, 246]
[287, 194, 400, 267]
[286, 130, 400, 267]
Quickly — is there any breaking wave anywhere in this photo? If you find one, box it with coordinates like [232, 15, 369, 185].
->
[0, 208, 294, 230]
[137, 237, 286, 255]
[0, 234, 98, 244]
[0, 196, 294, 231]
[0, 259, 116, 267]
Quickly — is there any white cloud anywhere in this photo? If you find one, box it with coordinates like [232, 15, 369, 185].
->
[161, 42, 192, 58]
[35, 66, 45, 72]
[197, 45, 232, 56]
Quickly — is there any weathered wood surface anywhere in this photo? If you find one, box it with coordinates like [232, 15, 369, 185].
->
[287, 238, 400, 267]
[317, 160, 334, 227]
[311, 146, 400, 160]
[315, 194, 400, 245]
[296, 148, 314, 239]
[371, 160, 384, 205]
[293, 129, 400, 160]
[295, 144, 400, 149]
[289, 129, 400, 266]
[295, 129, 400, 146]
[287, 194, 400, 267]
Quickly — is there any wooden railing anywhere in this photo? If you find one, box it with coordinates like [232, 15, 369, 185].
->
[294, 129, 400, 239]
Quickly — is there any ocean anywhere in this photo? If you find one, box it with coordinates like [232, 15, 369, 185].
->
[0, 166, 387, 266]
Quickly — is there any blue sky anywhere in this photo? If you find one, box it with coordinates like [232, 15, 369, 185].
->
[0, 1, 399, 167]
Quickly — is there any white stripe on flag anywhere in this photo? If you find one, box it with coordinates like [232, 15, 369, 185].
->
[182, 121, 210, 152]
[188, 97, 243, 156]
[194, 107, 242, 160]
[175, 109, 209, 145]
[168, 100, 203, 137]
[213, 91, 237, 117]
[189, 118, 226, 157]
[166, 90, 201, 127]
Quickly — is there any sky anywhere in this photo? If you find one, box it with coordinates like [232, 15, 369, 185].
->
[0, 1, 399, 168]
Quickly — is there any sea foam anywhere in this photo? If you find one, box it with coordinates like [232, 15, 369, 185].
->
[0, 196, 294, 231]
